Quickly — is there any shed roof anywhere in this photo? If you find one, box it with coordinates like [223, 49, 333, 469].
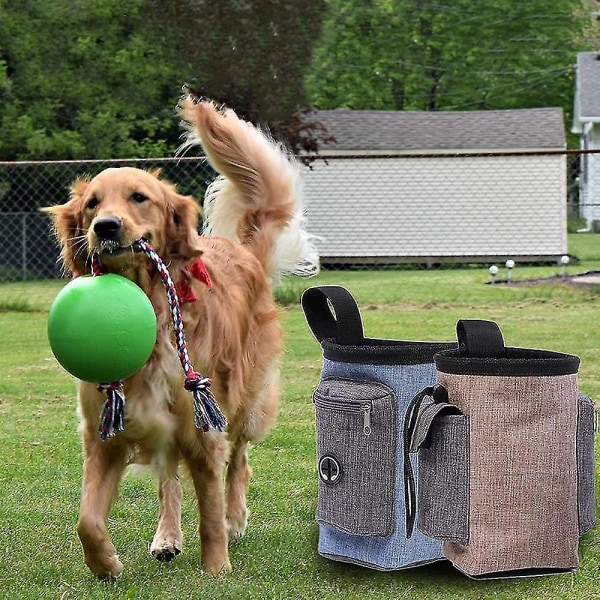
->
[310, 107, 566, 153]
[573, 52, 600, 132]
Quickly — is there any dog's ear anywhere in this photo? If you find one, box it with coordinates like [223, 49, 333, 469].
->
[165, 186, 203, 259]
[41, 177, 90, 275]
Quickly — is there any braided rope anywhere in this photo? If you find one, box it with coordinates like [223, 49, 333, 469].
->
[133, 238, 227, 432]
[91, 240, 227, 439]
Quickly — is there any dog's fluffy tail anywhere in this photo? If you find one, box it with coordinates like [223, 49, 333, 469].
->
[178, 97, 319, 282]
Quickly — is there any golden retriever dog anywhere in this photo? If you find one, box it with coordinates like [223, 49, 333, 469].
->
[43, 98, 318, 579]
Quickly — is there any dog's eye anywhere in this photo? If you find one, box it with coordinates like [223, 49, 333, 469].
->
[131, 192, 148, 204]
[86, 196, 99, 210]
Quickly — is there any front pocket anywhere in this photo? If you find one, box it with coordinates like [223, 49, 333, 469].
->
[577, 393, 597, 535]
[313, 377, 398, 536]
[417, 414, 470, 545]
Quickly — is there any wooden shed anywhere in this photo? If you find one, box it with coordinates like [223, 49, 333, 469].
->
[302, 107, 567, 265]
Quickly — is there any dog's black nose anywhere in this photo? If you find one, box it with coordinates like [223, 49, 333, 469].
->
[93, 216, 122, 240]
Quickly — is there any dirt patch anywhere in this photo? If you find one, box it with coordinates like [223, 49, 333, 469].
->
[489, 270, 600, 287]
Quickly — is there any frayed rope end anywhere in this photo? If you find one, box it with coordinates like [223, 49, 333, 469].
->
[98, 381, 126, 440]
[185, 374, 228, 432]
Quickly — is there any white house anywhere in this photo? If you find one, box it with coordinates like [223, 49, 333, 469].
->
[302, 108, 567, 265]
[572, 52, 600, 227]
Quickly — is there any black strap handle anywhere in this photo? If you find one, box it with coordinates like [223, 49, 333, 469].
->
[456, 319, 505, 358]
[301, 286, 364, 345]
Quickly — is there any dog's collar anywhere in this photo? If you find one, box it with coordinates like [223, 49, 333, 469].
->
[72, 258, 212, 305]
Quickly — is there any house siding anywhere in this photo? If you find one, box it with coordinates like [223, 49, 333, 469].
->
[579, 127, 600, 225]
[573, 52, 600, 225]
[303, 154, 567, 262]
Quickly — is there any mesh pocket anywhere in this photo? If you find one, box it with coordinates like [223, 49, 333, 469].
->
[314, 377, 398, 536]
[577, 393, 597, 535]
[417, 414, 470, 545]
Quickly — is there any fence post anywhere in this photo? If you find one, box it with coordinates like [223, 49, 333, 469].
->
[22, 213, 27, 280]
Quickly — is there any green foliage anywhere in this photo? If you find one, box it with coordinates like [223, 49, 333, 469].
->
[0, 1, 595, 160]
[568, 214, 588, 233]
[306, 0, 589, 122]
[0, 0, 183, 160]
[0, 0, 326, 161]
[0, 0, 591, 160]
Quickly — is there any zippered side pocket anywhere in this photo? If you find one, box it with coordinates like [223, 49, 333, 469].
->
[313, 377, 398, 536]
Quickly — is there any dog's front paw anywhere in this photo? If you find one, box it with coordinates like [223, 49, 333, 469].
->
[201, 544, 232, 576]
[84, 553, 124, 581]
[201, 557, 232, 576]
[150, 537, 182, 563]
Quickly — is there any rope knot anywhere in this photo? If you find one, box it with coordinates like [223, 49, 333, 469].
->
[98, 381, 124, 394]
[183, 371, 227, 432]
[184, 372, 212, 392]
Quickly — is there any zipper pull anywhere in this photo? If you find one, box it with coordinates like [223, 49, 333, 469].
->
[362, 403, 372, 436]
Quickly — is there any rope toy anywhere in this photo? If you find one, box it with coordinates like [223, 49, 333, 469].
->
[91, 239, 227, 440]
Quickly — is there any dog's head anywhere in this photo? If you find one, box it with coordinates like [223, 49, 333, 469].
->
[44, 167, 202, 278]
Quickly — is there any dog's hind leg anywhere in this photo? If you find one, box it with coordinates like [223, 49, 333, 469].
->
[225, 366, 280, 541]
[225, 438, 252, 541]
[77, 433, 128, 580]
[150, 472, 183, 562]
[184, 436, 231, 575]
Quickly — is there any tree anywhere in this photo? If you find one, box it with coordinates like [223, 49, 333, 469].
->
[0, 0, 182, 161]
[0, 0, 328, 162]
[145, 0, 328, 153]
[305, 0, 590, 122]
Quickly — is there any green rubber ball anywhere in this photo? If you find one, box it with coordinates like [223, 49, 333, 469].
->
[48, 274, 157, 383]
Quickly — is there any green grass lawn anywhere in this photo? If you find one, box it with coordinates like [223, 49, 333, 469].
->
[1, 234, 599, 599]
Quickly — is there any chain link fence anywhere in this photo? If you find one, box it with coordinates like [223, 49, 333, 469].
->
[0, 157, 216, 281]
[0, 151, 590, 282]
